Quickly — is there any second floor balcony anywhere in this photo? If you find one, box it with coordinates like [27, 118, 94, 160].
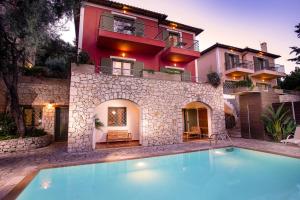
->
[224, 60, 254, 77]
[161, 37, 200, 63]
[251, 63, 286, 79]
[98, 14, 165, 54]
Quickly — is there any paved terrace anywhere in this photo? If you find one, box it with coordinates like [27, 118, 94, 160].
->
[1, 138, 300, 199]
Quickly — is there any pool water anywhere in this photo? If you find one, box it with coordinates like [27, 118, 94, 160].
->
[18, 148, 300, 200]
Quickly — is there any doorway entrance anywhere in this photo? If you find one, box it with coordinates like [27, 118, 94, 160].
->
[54, 107, 69, 142]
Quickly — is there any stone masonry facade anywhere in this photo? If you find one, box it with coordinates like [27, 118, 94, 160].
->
[68, 65, 226, 152]
[0, 76, 70, 136]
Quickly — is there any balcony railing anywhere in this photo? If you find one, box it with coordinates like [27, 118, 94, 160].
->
[254, 63, 285, 72]
[225, 60, 285, 73]
[95, 65, 204, 83]
[164, 37, 199, 51]
[99, 14, 163, 40]
[225, 60, 254, 71]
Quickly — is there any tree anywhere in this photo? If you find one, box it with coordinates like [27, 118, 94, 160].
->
[261, 104, 296, 142]
[289, 23, 300, 64]
[279, 67, 300, 90]
[0, 0, 79, 137]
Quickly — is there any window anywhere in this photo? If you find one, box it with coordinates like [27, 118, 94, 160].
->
[108, 107, 127, 126]
[225, 53, 240, 70]
[112, 59, 133, 76]
[254, 57, 269, 71]
[167, 31, 181, 47]
[113, 15, 135, 35]
[22, 106, 43, 128]
[256, 83, 271, 89]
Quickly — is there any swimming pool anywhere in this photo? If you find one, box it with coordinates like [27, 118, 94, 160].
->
[17, 148, 300, 200]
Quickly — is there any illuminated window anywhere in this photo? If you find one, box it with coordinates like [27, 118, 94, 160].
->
[108, 107, 127, 126]
[22, 106, 43, 128]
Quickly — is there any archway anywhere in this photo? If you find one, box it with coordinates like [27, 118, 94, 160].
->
[182, 101, 212, 142]
[93, 99, 141, 149]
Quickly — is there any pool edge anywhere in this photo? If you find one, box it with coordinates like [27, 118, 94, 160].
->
[4, 144, 300, 200]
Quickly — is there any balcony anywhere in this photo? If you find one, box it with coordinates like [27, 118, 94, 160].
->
[93, 65, 201, 83]
[251, 64, 286, 80]
[224, 60, 254, 78]
[161, 37, 200, 63]
[97, 15, 165, 54]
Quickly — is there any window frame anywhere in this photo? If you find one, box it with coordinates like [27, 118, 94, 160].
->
[21, 105, 43, 128]
[112, 58, 134, 76]
[113, 15, 135, 35]
[107, 107, 127, 127]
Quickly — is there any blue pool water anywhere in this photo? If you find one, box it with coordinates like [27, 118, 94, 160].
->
[18, 148, 300, 200]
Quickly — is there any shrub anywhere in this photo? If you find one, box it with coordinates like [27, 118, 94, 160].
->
[235, 76, 253, 88]
[0, 113, 17, 140]
[207, 72, 221, 87]
[45, 57, 67, 72]
[95, 117, 104, 129]
[225, 113, 236, 129]
[78, 51, 91, 64]
[25, 128, 47, 137]
[261, 103, 296, 142]
[160, 68, 181, 74]
[22, 66, 46, 77]
[143, 69, 155, 74]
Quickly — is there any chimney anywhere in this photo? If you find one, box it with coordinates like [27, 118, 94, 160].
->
[260, 42, 267, 52]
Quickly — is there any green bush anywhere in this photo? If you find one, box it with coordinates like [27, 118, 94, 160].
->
[207, 72, 221, 87]
[235, 76, 253, 88]
[0, 113, 17, 140]
[225, 113, 236, 129]
[78, 51, 91, 64]
[160, 68, 181, 74]
[142, 69, 155, 74]
[261, 103, 296, 142]
[22, 66, 46, 77]
[25, 128, 47, 137]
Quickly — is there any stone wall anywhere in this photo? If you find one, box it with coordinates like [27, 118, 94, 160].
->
[0, 76, 70, 135]
[68, 64, 225, 152]
[279, 94, 300, 103]
[0, 134, 52, 153]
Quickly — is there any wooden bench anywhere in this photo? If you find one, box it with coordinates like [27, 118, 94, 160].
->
[106, 130, 132, 143]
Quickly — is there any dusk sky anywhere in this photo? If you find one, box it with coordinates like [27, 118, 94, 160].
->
[61, 0, 300, 73]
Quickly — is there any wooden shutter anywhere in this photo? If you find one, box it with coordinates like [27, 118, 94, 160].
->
[253, 56, 260, 71]
[225, 52, 230, 70]
[101, 12, 114, 31]
[134, 19, 144, 37]
[162, 30, 169, 40]
[181, 71, 191, 81]
[101, 58, 112, 75]
[132, 61, 144, 77]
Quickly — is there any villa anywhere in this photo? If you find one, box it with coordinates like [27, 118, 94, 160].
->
[2, 1, 300, 200]
[68, 0, 225, 152]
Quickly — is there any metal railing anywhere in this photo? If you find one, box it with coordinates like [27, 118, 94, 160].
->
[254, 63, 285, 73]
[99, 14, 164, 40]
[225, 60, 254, 70]
[164, 37, 199, 51]
[95, 65, 205, 83]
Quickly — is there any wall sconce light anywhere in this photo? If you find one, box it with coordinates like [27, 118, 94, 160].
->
[262, 79, 265, 82]
[47, 100, 54, 109]
[123, 10, 127, 14]
[121, 52, 126, 57]
[112, 110, 116, 115]
[233, 76, 236, 80]
[174, 63, 177, 67]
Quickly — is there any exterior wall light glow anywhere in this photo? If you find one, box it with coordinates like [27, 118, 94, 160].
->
[121, 52, 126, 57]
[112, 110, 116, 115]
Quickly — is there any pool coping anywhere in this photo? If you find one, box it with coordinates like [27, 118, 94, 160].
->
[4, 144, 300, 200]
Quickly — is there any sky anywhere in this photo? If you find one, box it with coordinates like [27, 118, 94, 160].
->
[60, 0, 300, 74]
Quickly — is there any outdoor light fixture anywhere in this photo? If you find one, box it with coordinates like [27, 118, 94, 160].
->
[112, 110, 116, 115]
[47, 100, 54, 109]
[121, 52, 126, 57]
[174, 63, 177, 67]
[123, 10, 127, 14]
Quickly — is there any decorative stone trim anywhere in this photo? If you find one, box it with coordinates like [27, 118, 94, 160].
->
[0, 135, 53, 153]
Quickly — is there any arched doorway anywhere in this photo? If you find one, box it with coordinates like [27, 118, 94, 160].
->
[182, 101, 212, 142]
[93, 99, 141, 148]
